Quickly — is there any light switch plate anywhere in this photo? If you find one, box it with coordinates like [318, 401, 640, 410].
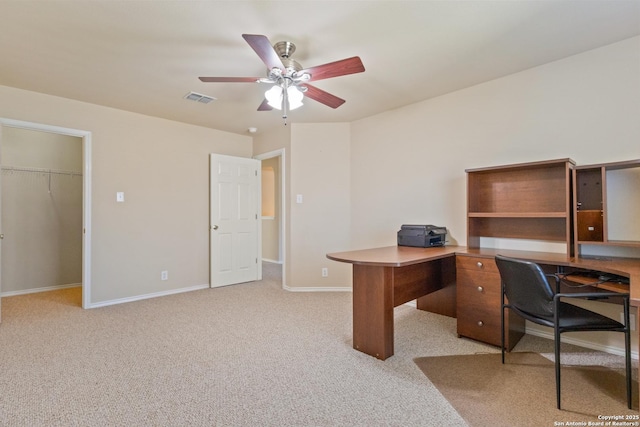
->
[116, 192, 125, 202]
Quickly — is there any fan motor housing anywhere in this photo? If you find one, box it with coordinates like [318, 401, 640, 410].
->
[274, 41, 296, 58]
[281, 58, 302, 72]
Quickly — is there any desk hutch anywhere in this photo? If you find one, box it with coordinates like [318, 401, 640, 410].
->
[458, 158, 640, 350]
[459, 159, 574, 349]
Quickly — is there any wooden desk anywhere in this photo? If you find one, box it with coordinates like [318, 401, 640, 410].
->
[326, 245, 460, 360]
[328, 245, 640, 361]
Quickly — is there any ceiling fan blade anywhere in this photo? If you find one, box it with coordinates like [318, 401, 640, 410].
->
[242, 34, 284, 71]
[303, 84, 346, 109]
[301, 56, 365, 82]
[258, 99, 273, 111]
[199, 77, 261, 83]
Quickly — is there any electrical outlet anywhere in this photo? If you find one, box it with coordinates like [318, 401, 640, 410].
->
[161, 270, 168, 281]
[321, 268, 328, 277]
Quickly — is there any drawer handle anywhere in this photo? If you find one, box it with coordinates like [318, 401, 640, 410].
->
[476, 262, 483, 268]
[477, 286, 484, 292]
[477, 320, 484, 327]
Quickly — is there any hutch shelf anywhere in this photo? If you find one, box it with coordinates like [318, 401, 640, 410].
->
[466, 158, 575, 256]
[574, 159, 640, 255]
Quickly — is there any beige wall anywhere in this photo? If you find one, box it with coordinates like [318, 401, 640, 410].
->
[2, 127, 82, 170]
[253, 123, 353, 289]
[350, 36, 640, 252]
[0, 85, 252, 305]
[289, 123, 352, 289]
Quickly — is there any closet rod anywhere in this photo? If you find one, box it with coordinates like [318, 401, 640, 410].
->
[1, 166, 83, 177]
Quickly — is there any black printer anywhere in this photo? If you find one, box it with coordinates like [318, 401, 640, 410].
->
[397, 224, 447, 247]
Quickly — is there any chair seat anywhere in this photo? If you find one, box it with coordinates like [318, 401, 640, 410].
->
[511, 301, 624, 331]
[556, 302, 625, 331]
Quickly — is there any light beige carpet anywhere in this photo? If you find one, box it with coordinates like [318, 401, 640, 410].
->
[0, 263, 635, 426]
[415, 352, 638, 427]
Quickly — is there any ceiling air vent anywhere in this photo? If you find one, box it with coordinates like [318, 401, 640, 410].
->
[184, 91, 216, 104]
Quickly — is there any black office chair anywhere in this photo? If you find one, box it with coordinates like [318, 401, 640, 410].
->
[495, 254, 632, 410]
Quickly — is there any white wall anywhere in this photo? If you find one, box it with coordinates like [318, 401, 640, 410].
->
[0, 85, 252, 305]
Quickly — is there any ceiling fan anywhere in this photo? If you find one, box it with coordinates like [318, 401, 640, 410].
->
[199, 34, 365, 124]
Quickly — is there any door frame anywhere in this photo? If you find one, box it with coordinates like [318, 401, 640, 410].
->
[254, 148, 286, 288]
[0, 118, 92, 309]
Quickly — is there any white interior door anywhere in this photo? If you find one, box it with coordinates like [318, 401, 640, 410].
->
[210, 154, 261, 287]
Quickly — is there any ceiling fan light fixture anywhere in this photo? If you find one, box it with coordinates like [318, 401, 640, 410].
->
[265, 84, 304, 111]
[265, 85, 283, 109]
[198, 34, 364, 124]
[287, 86, 304, 110]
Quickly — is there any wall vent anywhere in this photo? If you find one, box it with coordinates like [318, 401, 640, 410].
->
[184, 91, 216, 104]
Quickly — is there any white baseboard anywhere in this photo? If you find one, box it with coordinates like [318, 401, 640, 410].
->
[525, 326, 638, 360]
[262, 258, 282, 264]
[86, 284, 210, 309]
[1, 283, 81, 297]
[283, 285, 352, 292]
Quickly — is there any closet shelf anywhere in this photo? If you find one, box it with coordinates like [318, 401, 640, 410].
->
[1, 165, 82, 177]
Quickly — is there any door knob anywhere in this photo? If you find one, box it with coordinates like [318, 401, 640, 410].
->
[212, 225, 219, 230]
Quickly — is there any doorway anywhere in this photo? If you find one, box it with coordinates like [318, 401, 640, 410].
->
[0, 118, 92, 316]
[254, 149, 286, 287]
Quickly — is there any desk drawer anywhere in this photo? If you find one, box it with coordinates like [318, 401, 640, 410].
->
[456, 256, 524, 350]
[456, 255, 499, 274]
[457, 269, 502, 346]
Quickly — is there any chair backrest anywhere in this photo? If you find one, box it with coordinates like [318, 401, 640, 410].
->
[495, 255, 556, 319]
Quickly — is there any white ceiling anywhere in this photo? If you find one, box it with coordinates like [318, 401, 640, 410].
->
[1, 1, 639, 136]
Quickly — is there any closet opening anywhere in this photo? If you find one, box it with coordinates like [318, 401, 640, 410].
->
[0, 119, 92, 315]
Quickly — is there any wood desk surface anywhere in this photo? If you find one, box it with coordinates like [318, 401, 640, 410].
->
[327, 245, 640, 305]
[326, 245, 461, 267]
